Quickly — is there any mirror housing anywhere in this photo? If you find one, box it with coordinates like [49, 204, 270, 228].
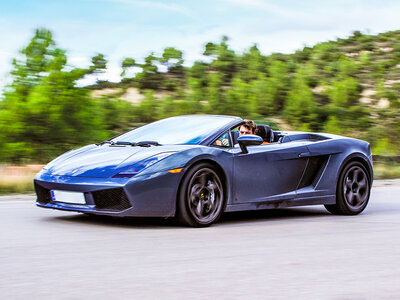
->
[237, 135, 263, 154]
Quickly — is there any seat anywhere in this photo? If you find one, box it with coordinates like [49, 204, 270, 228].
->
[256, 125, 274, 143]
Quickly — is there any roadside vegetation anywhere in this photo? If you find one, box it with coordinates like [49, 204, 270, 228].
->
[0, 28, 399, 188]
[374, 162, 400, 180]
[0, 165, 41, 195]
[0, 174, 35, 195]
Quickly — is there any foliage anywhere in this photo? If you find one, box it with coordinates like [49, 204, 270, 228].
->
[121, 57, 136, 78]
[2, 28, 400, 164]
[283, 69, 317, 130]
[0, 29, 130, 162]
[89, 53, 107, 82]
[373, 161, 400, 180]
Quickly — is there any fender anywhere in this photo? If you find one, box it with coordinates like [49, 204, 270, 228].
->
[336, 152, 373, 187]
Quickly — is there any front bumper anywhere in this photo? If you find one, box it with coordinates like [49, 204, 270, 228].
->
[34, 170, 182, 217]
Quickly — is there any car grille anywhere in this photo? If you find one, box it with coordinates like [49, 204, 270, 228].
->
[92, 188, 131, 211]
[34, 182, 52, 204]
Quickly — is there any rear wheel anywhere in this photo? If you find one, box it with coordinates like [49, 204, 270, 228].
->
[325, 161, 371, 215]
[177, 163, 225, 227]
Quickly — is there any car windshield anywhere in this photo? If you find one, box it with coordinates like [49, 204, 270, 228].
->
[111, 115, 237, 145]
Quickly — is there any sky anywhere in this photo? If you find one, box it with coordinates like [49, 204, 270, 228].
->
[0, 0, 400, 90]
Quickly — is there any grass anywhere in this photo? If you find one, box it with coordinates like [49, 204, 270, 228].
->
[0, 165, 42, 195]
[0, 174, 35, 195]
[373, 161, 400, 180]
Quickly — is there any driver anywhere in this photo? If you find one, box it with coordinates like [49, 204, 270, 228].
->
[238, 119, 257, 136]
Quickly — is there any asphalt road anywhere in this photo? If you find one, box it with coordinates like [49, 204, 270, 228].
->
[1, 182, 400, 299]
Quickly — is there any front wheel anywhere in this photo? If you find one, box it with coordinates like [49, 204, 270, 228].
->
[325, 161, 371, 215]
[177, 163, 225, 227]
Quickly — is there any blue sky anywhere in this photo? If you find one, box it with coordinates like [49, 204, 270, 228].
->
[1, 0, 400, 90]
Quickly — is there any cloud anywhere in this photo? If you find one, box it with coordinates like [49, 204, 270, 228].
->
[102, 0, 191, 15]
[220, 0, 302, 17]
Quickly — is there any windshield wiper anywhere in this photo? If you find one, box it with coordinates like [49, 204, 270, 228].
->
[136, 141, 161, 147]
[114, 141, 135, 146]
[106, 141, 162, 147]
[96, 140, 115, 146]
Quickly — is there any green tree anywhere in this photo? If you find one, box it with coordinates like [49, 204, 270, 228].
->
[8, 28, 58, 100]
[160, 47, 184, 71]
[359, 51, 371, 67]
[283, 69, 317, 130]
[337, 55, 359, 78]
[188, 61, 208, 87]
[225, 77, 256, 117]
[135, 53, 162, 90]
[97, 96, 137, 134]
[158, 95, 177, 118]
[203, 36, 237, 85]
[0, 28, 105, 163]
[89, 53, 107, 82]
[265, 59, 290, 113]
[249, 77, 274, 117]
[237, 44, 266, 82]
[186, 77, 205, 113]
[206, 73, 225, 114]
[324, 116, 343, 134]
[160, 47, 185, 91]
[121, 57, 137, 78]
[328, 77, 361, 107]
[136, 90, 159, 122]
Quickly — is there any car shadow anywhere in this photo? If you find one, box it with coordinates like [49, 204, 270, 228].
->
[47, 205, 331, 229]
[48, 214, 178, 229]
[220, 206, 330, 225]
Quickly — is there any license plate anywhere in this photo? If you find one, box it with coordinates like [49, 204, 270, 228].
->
[51, 190, 86, 204]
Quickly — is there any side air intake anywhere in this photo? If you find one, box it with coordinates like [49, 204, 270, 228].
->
[297, 156, 329, 189]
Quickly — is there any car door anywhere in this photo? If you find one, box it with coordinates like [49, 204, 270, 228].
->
[232, 141, 310, 204]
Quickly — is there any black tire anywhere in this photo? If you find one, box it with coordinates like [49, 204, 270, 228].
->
[177, 163, 225, 227]
[325, 161, 371, 215]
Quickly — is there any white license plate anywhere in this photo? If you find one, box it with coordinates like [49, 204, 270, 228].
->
[51, 190, 86, 204]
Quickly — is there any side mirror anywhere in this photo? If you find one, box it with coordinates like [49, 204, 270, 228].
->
[238, 134, 263, 154]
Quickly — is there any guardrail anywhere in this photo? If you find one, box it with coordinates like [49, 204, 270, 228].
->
[373, 156, 400, 163]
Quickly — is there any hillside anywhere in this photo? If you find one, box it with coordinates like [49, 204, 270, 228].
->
[88, 30, 400, 153]
[91, 30, 400, 102]
[0, 29, 399, 163]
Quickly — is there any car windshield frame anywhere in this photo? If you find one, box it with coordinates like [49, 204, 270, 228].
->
[110, 115, 241, 146]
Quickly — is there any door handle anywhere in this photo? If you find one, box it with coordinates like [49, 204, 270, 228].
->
[298, 152, 311, 158]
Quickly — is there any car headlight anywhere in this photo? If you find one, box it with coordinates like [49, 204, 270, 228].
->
[113, 152, 175, 178]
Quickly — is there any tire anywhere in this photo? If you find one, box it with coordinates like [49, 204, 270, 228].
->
[177, 163, 225, 227]
[325, 161, 371, 215]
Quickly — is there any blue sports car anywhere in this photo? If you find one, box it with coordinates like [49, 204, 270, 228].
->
[35, 115, 373, 227]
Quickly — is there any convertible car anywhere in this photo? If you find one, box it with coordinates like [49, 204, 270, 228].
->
[35, 115, 373, 227]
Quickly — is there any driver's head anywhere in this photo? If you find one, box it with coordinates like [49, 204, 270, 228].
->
[239, 119, 256, 136]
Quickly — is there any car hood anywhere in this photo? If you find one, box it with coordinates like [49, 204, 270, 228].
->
[45, 144, 189, 178]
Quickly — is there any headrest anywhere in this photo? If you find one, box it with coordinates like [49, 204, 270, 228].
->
[256, 125, 274, 143]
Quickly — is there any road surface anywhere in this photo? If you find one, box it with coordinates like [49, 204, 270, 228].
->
[1, 181, 400, 299]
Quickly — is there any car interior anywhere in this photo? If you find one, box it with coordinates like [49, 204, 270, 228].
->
[231, 124, 281, 145]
